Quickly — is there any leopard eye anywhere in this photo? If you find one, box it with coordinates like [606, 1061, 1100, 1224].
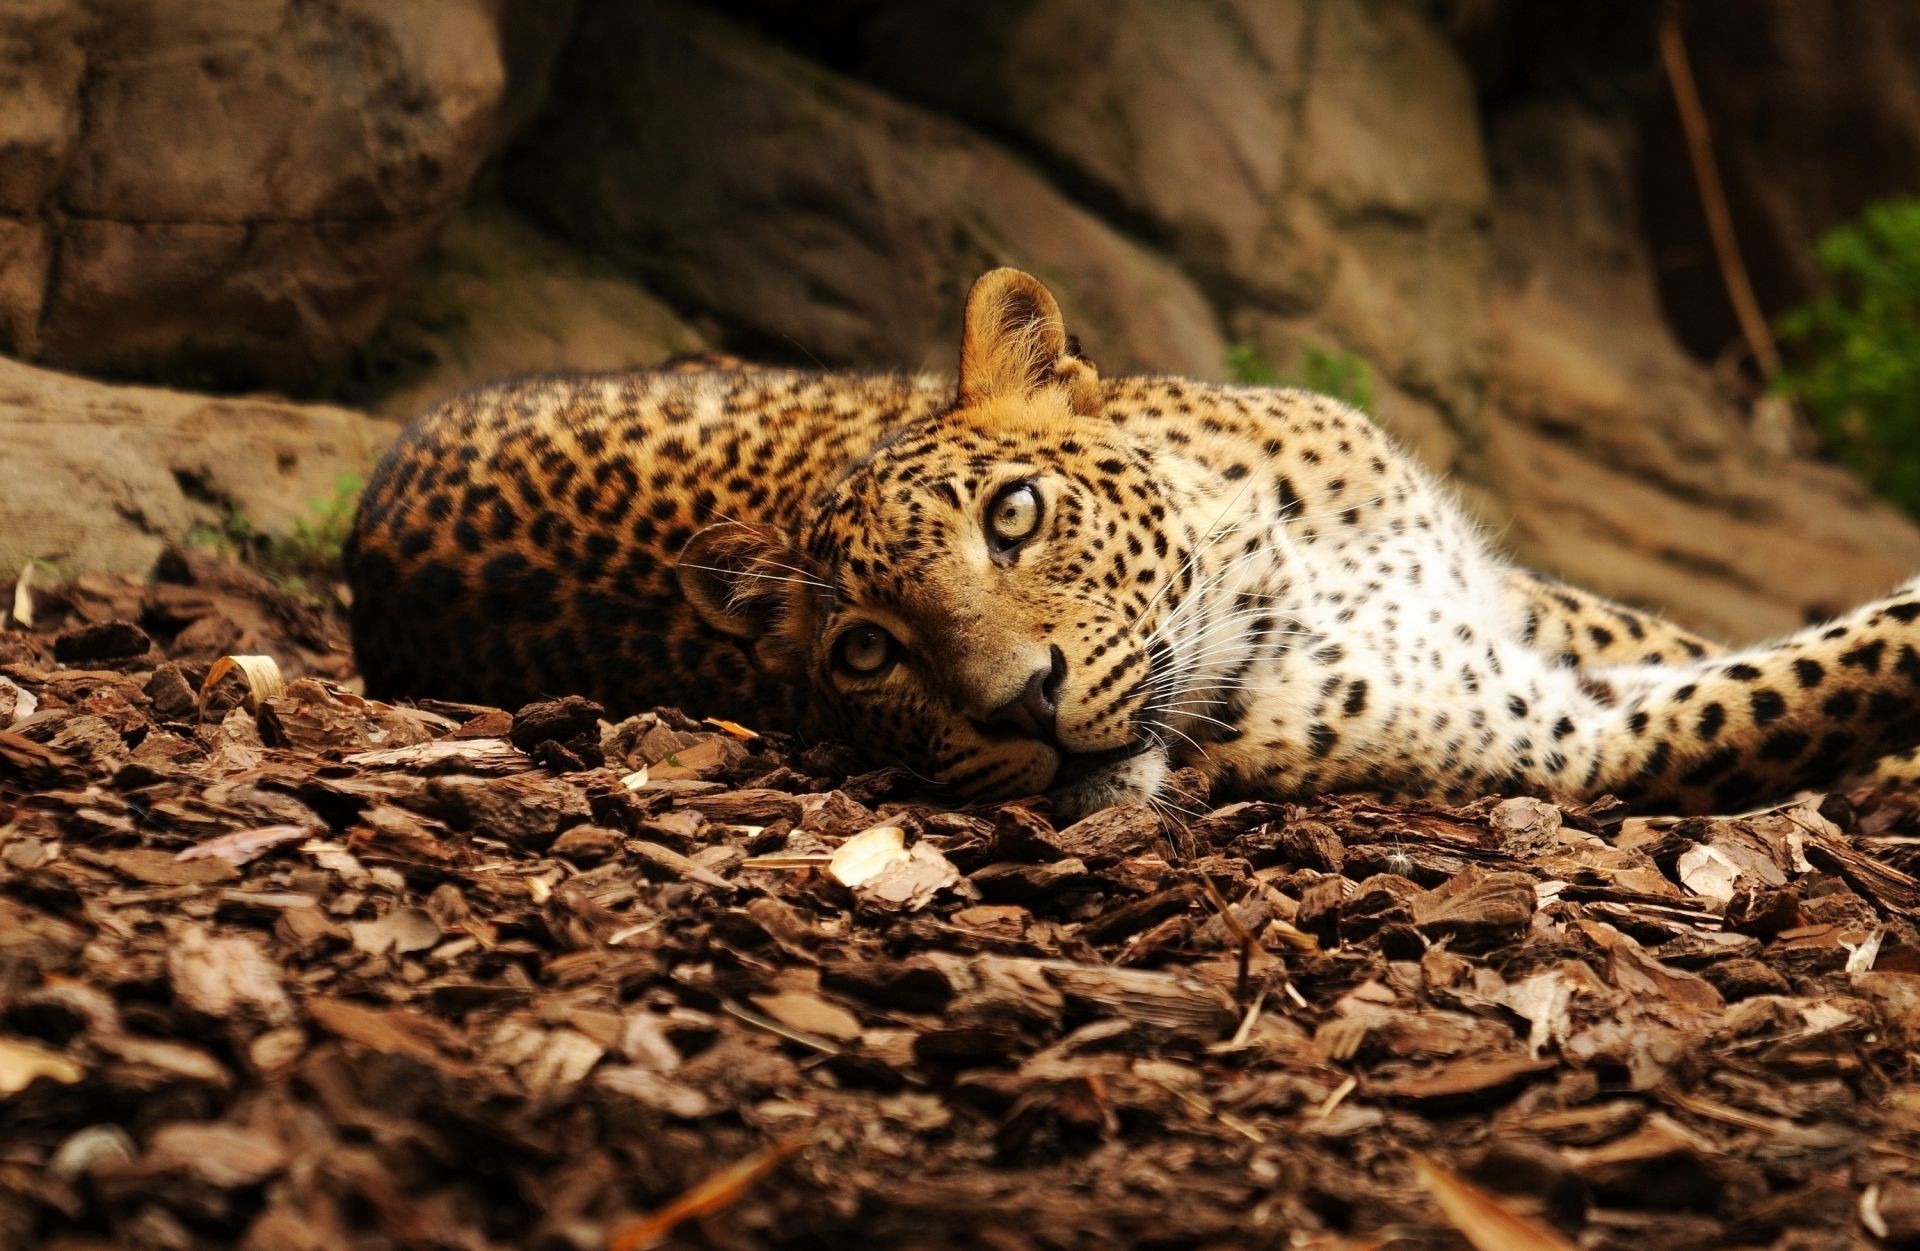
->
[834, 624, 896, 676]
[987, 481, 1042, 550]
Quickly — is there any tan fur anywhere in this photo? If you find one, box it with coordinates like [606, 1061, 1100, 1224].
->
[350, 270, 1920, 818]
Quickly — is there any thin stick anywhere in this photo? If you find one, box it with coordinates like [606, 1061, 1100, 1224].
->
[1660, 10, 1780, 378]
[608, 1133, 808, 1250]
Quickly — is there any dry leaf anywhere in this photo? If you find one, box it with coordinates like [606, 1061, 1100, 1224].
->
[1676, 844, 1739, 903]
[858, 842, 964, 911]
[829, 825, 909, 887]
[704, 717, 760, 740]
[343, 738, 530, 773]
[0, 676, 37, 727]
[199, 654, 285, 712]
[10, 560, 34, 630]
[750, 992, 862, 1043]
[100, 848, 237, 886]
[349, 908, 442, 957]
[176, 824, 313, 868]
[597, 1065, 714, 1119]
[167, 924, 295, 1026]
[1413, 1154, 1576, 1251]
[307, 997, 468, 1072]
[147, 1122, 290, 1188]
[0, 1036, 83, 1095]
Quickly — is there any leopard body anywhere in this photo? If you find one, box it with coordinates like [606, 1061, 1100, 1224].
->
[348, 270, 1920, 817]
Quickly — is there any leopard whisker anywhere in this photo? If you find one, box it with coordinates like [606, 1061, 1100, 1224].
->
[675, 562, 833, 592]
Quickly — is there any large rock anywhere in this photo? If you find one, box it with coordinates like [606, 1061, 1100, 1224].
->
[0, 357, 391, 577]
[348, 201, 705, 420]
[506, 0, 1226, 377]
[0, 0, 505, 390]
[1481, 105, 1920, 642]
[722, 0, 1490, 422]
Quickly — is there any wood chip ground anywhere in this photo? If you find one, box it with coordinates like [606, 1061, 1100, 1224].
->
[4, 550, 1920, 1248]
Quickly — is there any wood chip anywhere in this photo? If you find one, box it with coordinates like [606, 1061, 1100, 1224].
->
[4, 560, 1918, 1248]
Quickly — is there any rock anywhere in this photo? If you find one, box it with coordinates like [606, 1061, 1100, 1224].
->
[1227, 316, 1470, 474]
[775, 0, 1318, 306]
[347, 201, 705, 420]
[0, 356, 391, 577]
[735, 0, 1488, 418]
[494, 0, 582, 148]
[0, 0, 506, 389]
[1480, 104, 1920, 641]
[506, 0, 1226, 377]
[0, 1, 83, 353]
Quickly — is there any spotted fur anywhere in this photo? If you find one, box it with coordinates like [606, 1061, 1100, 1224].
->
[348, 269, 1920, 818]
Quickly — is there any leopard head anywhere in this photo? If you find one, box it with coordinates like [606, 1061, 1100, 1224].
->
[678, 269, 1198, 816]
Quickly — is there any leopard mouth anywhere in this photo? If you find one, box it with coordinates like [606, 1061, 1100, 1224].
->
[1044, 740, 1165, 818]
[1048, 742, 1149, 790]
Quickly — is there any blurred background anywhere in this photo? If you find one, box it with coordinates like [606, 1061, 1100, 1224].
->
[5, 0, 1920, 642]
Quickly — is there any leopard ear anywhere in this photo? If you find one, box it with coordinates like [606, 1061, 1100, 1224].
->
[676, 523, 816, 679]
[958, 268, 1101, 416]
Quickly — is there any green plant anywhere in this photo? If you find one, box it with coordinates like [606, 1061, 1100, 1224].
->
[1226, 341, 1374, 414]
[188, 474, 362, 592]
[1777, 197, 1920, 515]
[1225, 341, 1282, 387]
[277, 473, 364, 581]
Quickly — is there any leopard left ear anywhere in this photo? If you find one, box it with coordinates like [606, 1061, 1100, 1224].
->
[675, 523, 816, 680]
[957, 268, 1101, 416]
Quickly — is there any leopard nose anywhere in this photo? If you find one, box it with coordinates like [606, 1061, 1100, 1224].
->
[983, 646, 1066, 743]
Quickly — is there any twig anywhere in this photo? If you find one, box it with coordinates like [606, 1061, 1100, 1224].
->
[608, 1133, 808, 1250]
[1196, 872, 1259, 1005]
[1313, 1075, 1357, 1120]
[1660, 9, 1781, 379]
[719, 998, 843, 1055]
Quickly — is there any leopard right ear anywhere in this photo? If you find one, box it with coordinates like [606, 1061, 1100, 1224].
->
[958, 268, 1101, 416]
[676, 523, 817, 679]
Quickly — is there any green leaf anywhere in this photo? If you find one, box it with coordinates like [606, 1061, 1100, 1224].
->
[1777, 197, 1920, 516]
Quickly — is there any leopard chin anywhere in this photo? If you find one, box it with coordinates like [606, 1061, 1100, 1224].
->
[1046, 746, 1169, 821]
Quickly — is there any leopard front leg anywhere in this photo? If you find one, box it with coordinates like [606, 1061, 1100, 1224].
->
[1572, 578, 1920, 812]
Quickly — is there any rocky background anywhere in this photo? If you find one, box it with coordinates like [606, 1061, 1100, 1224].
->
[4, 0, 1920, 640]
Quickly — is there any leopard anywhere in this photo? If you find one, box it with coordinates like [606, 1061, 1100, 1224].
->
[347, 267, 1920, 820]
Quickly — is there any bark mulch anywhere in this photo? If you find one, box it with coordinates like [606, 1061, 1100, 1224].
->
[4, 549, 1920, 1249]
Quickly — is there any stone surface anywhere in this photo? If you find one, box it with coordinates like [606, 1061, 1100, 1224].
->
[507, 0, 1226, 377]
[1480, 104, 1920, 642]
[776, 0, 1318, 307]
[0, 357, 391, 577]
[0, 0, 506, 389]
[348, 202, 705, 420]
[729, 0, 1489, 421]
[5, 0, 1919, 646]
[494, 0, 582, 149]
